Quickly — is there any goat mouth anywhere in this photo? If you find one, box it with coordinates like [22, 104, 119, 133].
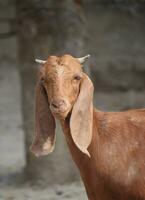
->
[50, 106, 68, 113]
[51, 109, 70, 119]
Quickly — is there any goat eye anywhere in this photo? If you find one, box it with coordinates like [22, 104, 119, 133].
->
[74, 75, 81, 81]
[41, 78, 45, 84]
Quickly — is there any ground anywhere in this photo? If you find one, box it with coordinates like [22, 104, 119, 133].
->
[0, 62, 87, 200]
[0, 182, 86, 200]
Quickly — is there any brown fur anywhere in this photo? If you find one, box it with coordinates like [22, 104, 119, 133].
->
[30, 54, 145, 200]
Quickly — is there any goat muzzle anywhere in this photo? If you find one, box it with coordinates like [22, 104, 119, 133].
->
[50, 99, 70, 118]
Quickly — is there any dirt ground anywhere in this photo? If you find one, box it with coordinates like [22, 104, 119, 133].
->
[0, 182, 87, 200]
[0, 62, 87, 200]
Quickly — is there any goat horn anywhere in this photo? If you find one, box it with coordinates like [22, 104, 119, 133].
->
[77, 54, 90, 64]
[35, 59, 46, 64]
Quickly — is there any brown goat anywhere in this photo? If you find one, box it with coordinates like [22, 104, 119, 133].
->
[30, 54, 145, 200]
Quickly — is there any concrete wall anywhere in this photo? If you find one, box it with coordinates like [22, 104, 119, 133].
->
[0, 0, 25, 177]
[86, 5, 145, 111]
[0, 0, 16, 61]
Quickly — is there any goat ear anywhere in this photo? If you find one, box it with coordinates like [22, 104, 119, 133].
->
[70, 74, 94, 157]
[30, 82, 56, 157]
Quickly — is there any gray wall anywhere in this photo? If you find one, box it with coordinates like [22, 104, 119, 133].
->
[0, 0, 25, 177]
[86, 5, 145, 111]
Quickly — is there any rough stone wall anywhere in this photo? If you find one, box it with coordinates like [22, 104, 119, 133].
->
[0, 0, 16, 61]
[86, 5, 145, 111]
[0, 0, 25, 176]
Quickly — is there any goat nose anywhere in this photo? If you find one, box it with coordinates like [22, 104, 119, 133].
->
[51, 99, 65, 109]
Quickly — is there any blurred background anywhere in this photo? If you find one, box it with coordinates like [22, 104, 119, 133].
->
[0, 0, 145, 199]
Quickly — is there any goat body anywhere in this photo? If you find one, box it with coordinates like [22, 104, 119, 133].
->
[61, 108, 145, 200]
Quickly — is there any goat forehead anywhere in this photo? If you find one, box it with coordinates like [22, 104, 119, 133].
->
[55, 66, 64, 76]
[46, 56, 81, 71]
[47, 65, 70, 75]
[46, 64, 81, 78]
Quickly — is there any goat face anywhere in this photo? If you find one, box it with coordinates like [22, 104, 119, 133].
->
[30, 54, 92, 156]
[40, 54, 83, 119]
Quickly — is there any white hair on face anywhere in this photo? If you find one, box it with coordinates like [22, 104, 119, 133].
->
[55, 66, 64, 77]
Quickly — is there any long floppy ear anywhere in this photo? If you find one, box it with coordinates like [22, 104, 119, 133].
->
[30, 81, 56, 157]
[70, 74, 94, 157]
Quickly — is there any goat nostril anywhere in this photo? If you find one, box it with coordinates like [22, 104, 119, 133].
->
[51, 100, 65, 109]
[59, 100, 64, 106]
[52, 103, 58, 109]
